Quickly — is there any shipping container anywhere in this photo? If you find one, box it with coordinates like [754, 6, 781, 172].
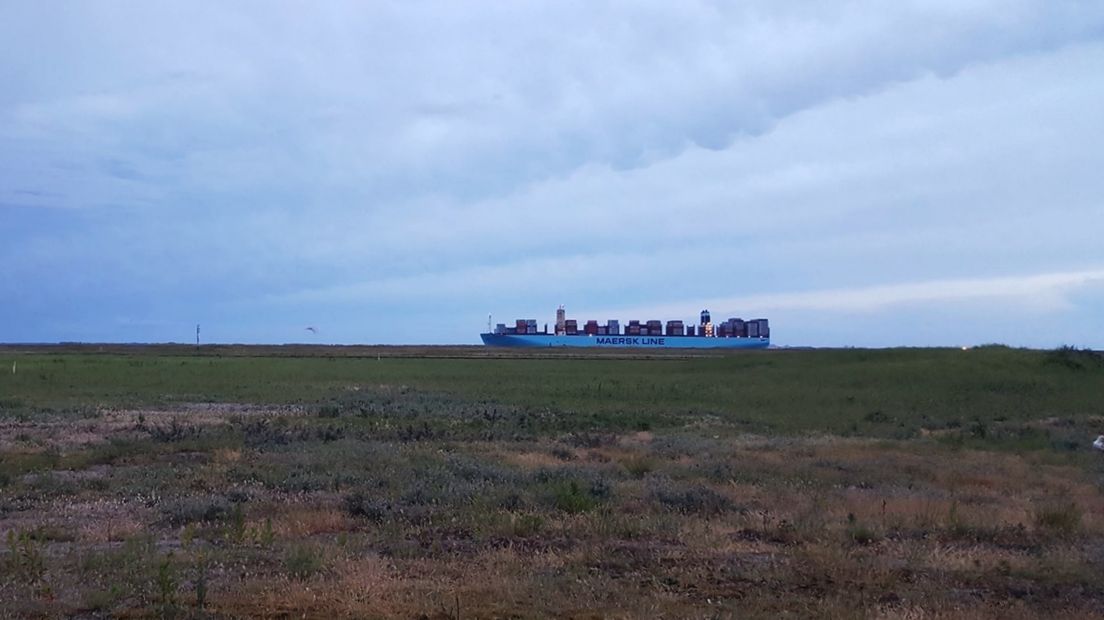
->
[748, 322, 760, 338]
[755, 318, 769, 338]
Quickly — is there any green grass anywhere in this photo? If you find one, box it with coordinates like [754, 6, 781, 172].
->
[1, 346, 1102, 443]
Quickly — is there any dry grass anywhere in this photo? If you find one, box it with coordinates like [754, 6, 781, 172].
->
[3, 400, 1104, 617]
[271, 506, 355, 538]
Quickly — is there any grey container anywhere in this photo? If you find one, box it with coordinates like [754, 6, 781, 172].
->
[756, 318, 770, 338]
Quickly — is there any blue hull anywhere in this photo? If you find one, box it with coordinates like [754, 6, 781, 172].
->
[480, 333, 769, 349]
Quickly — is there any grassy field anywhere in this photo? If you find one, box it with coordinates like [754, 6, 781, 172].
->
[1, 345, 1103, 617]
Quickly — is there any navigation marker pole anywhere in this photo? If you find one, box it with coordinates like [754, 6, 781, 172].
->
[196, 324, 200, 347]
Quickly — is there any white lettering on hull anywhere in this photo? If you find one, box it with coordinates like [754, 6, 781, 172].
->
[594, 337, 665, 346]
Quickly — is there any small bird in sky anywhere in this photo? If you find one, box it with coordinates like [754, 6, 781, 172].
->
[305, 326, 318, 334]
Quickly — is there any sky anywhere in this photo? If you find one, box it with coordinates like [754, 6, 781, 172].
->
[1, 1, 1103, 348]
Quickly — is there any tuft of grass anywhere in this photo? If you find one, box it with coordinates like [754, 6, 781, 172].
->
[548, 480, 600, 514]
[5, 529, 46, 583]
[79, 588, 119, 612]
[1033, 497, 1083, 537]
[842, 512, 882, 546]
[156, 553, 179, 618]
[510, 513, 545, 537]
[193, 553, 209, 610]
[285, 544, 325, 580]
[619, 455, 657, 479]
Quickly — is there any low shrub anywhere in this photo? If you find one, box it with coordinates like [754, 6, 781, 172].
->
[344, 491, 390, 522]
[563, 432, 617, 449]
[650, 482, 732, 516]
[1046, 345, 1104, 371]
[147, 418, 202, 442]
[162, 496, 232, 525]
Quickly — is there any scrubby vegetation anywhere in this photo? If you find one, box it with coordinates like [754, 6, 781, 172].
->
[0, 345, 1103, 617]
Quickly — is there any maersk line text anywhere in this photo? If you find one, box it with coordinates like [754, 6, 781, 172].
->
[595, 337, 665, 346]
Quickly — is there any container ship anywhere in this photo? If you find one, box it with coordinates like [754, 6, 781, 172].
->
[481, 307, 769, 349]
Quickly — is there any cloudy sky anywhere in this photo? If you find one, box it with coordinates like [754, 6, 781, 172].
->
[2, 2, 1102, 347]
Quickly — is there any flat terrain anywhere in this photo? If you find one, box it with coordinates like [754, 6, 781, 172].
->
[1, 345, 1103, 617]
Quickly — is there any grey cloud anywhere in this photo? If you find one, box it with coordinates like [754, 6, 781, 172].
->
[1, 2, 1103, 345]
[7, 2, 1104, 204]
